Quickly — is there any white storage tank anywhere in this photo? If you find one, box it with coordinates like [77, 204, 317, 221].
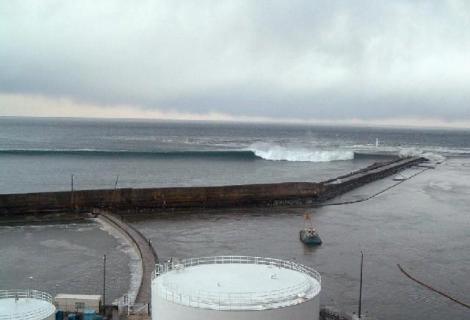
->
[0, 289, 56, 320]
[151, 256, 321, 320]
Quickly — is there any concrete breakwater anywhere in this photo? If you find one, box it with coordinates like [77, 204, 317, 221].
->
[0, 157, 426, 215]
[97, 210, 157, 306]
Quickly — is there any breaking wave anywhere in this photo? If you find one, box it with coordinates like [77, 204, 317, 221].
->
[247, 143, 355, 162]
[0, 146, 356, 162]
[3, 145, 466, 162]
[398, 148, 446, 163]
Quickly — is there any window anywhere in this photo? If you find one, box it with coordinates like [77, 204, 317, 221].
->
[75, 302, 85, 310]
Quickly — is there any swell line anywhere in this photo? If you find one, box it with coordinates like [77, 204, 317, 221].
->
[0, 149, 259, 159]
[0, 148, 404, 162]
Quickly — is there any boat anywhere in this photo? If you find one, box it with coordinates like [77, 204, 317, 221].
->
[300, 227, 322, 245]
[300, 212, 322, 245]
[417, 163, 436, 169]
[393, 174, 407, 181]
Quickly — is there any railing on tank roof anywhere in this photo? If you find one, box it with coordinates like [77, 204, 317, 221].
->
[0, 289, 53, 303]
[0, 289, 54, 320]
[152, 256, 321, 311]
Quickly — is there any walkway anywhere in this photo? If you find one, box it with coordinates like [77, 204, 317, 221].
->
[96, 209, 158, 305]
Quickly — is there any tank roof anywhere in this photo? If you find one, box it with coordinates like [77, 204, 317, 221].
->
[0, 290, 56, 320]
[153, 256, 321, 310]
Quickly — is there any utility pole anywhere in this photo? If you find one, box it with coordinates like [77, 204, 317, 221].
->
[103, 254, 106, 307]
[358, 250, 364, 318]
[70, 174, 74, 211]
[112, 175, 119, 210]
[114, 175, 119, 190]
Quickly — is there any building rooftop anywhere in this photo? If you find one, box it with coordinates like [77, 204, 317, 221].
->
[55, 294, 102, 301]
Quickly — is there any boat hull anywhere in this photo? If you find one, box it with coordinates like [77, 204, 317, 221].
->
[300, 230, 322, 245]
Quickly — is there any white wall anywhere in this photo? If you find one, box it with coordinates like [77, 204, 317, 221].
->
[54, 297, 100, 313]
[45, 313, 56, 320]
[151, 286, 319, 320]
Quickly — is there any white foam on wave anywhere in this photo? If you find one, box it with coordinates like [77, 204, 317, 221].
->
[248, 143, 354, 162]
[351, 144, 451, 163]
[398, 148, 446, 163]
[95, 218, 142, 305]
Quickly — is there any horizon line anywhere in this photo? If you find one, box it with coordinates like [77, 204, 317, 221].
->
[1, 115, 469, 131]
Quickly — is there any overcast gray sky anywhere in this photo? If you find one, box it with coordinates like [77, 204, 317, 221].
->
[1, 0, 470, 127]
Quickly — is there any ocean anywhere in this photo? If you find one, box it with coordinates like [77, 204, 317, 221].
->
[0, 117, 468, 194]
[0, 117, 469, 319]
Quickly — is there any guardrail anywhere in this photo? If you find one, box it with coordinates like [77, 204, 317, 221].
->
[153, 256, 321, 310]
[0, 290, 55, 320]
[0, 289, 53, 303]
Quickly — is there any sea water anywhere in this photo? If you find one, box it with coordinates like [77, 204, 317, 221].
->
[0, 117, 469, 319]
[0, 117, 468, 193]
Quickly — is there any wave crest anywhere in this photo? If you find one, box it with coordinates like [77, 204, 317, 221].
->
[248, 143, 354, 162]
[398, 148, 446, 163]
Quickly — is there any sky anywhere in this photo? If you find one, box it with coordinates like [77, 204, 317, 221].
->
[1, 0, 470, 128]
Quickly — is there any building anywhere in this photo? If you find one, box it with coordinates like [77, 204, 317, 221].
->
[151, 256, 321, 320]
[54, 294, 102, 313]
[0, 289, 56, 320]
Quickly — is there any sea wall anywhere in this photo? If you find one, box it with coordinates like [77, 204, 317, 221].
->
[0, 182, 324, 215]
[0, 157, 425, 215]
[320, 156, 427, 200]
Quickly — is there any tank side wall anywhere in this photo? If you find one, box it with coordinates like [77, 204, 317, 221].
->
[152, 287, 320, 320]
[45, 313, 55, 320]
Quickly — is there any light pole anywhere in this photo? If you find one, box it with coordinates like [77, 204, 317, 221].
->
[358, 250, 364, 318]
[70, 174, 74, 210]
[103, 254, 106, 307]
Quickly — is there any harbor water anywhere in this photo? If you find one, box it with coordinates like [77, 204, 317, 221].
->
[130, 158, 470, 319]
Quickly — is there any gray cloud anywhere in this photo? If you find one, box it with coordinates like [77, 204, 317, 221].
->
[1, 0, 470, 122]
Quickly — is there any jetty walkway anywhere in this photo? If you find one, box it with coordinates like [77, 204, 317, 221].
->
[96, 209, 158, 305]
